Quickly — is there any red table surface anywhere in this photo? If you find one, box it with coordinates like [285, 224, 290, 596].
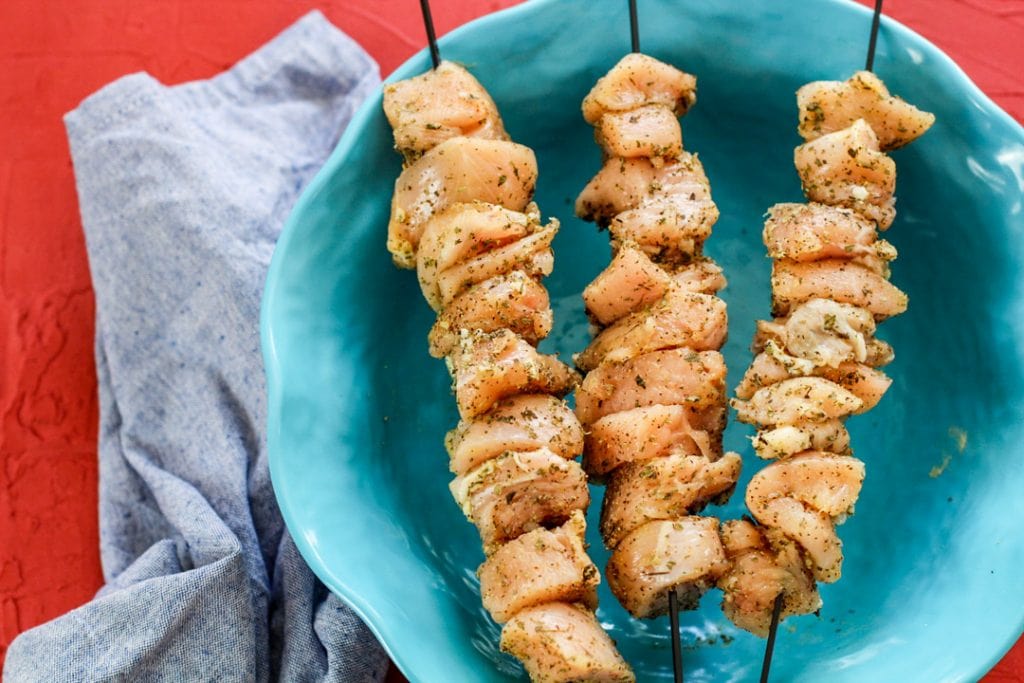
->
[1, 0, 1021, 679]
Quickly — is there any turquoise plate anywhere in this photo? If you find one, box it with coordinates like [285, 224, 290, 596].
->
[261, 0, 1024, 680]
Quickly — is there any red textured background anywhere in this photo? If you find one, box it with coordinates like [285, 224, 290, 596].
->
[0, 0, 1021, 679]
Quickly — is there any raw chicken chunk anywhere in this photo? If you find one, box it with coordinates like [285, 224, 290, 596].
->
[429, 270, 552, 358]
[746, 452, 865, 582]
[763, 202, 896, 263]
[576, 290, 727, 371]
[672, 258, 727, 294]
[794, 119, 896, 229]
[388, 138, 537, 268]
[600, 452, 742, 549]
[575, 348, 727, 426]
[576, 154, 710, 226]
[450, 448, 589, 553]
[383, 61, 508, 160]
[583, 404, 719, 478]
[450, 329, 579, 419]
[733, 377, 862, 427]
[446, 394, 583, 476]
[734, 348, 796, 400]
[797, 71, 935, 150]
[778, 298, 876, 368]
[583, 242, 674, 326]
[735, 350, 891, 412]
[596, 104, 683, 161]
[416, 201, 539, 310]
[747, 452, 865, 519]
[751, 419, 851, 460]
[605, 517, 728, 618]
[753, 317, 894, 368]
[754, 497, 843, 583]
[582, 53, 697, 123]
[772, 259, 908, 319]
[820, 362, 892, 413]
[478, 511, 598, 623]
[608, 192, 719, 262]
[500, 602, 636, 683]
[717, 520, 821, 637]
[436, 223, 556, 307]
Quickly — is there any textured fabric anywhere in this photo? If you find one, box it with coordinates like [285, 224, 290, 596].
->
[3, 12, 387, 682]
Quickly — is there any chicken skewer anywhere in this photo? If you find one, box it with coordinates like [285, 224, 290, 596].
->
[382, 5, 634, 681]
[718, 4, 935, 680]
[622, 7, 685, 678]
[571, 14, 742, 681]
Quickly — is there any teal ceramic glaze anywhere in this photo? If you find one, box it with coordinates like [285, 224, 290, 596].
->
[261, 0, 1024, 680]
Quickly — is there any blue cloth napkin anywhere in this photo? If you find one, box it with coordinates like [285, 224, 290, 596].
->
[3, 12, 388, 682]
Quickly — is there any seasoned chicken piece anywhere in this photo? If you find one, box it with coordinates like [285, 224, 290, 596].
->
[763, 202, 896, 263]
[429, 270, 552, 358]
[821, 362, 892, 413]
[797, 70, 935, 150]
[734, 347, 795, 400]
[755, 496, 843, 583]
[436, 223, 556, 307]
[596, 104, 683, 162]
[732, 377, 862, 427]
[478, 511, 598, 623]
[582, 53, 697, 124]
[746, 452, 865, 582]
[388, 138, 538, 268]
[583, 404, 720, 478]
[450, 330, 579, 419]
[747, 452, 865, 519]
[417, 201, 539, 310]
[672, 258, 727, 294]
[752, 420, 851, 459]
[446, 395, 584, 476]
[717, 520, 821, 637]
[608, 192, 719, 262]
[451, 448, 589, 553]
[606, 517, 729, 618]
[576, 290, 727, 371]
[772, 259, 908, 319]
[383, 61, 508, 160]
[735, 349, 891, 412]
[600, 452, 742, 549]
[850, 251, 895, 279]
[575, 348, 726, 426]
[500, 602, 635, 683]
[576, 154, 710, 226]
[794, 119, 896, 229]
[753, 318, 894, 368]
[778, 298, 876, 368]
[583, 242, 674, 326]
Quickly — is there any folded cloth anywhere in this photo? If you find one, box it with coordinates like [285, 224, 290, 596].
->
[3, 12, 387, 682]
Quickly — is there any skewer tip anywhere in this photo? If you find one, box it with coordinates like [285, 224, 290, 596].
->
[628, 0, 640, 53]
[419, 0, 441, 69]
[668, 590, 684, 683]
[759, 592, 785, 683]
[865, 0, 884, 72]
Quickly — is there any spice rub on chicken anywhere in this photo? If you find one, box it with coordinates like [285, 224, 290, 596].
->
[722, 73, 932, 635]
[382, 61, 633, 681]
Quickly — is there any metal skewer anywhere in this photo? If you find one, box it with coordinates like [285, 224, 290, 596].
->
[669, 591, 684, 683]
[627, 1, 679, 677]
[628, 0, 640, 53]
[759, 593, 785, 683]
[865, 0, 884, 72]
[419, 0, 441, 69]
[758, 6, 886, 681]
[626, 1, 679, 678]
